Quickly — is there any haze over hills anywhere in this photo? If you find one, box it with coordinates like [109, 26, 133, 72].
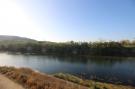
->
[0, 35, 37, 42]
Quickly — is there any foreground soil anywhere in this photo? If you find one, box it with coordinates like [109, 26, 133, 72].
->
[0, 66, 134, 89]
[0, 74, 25, 89]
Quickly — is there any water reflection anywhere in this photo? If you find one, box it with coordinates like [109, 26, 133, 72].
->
[0, 53, 135, 86]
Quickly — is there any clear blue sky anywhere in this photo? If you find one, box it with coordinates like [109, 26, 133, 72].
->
[1, 0, 135, 42]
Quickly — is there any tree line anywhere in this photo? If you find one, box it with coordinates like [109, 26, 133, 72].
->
[0, 40, 135, 56]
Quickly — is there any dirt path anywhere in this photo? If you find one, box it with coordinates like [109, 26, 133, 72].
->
[0, 74, 25, 89]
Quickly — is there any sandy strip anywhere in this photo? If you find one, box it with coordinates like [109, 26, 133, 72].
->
[0, 74, 25, 89]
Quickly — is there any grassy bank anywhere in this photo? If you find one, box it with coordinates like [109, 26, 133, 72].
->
[0, 66, 134, 89]
[54, 73, 135, 89]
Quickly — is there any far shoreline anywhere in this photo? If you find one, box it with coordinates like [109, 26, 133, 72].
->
[2, 51, 135, 59]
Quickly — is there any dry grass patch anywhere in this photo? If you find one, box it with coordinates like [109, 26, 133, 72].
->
[0, 66, 134, 89]
[0, 66, 88, 89]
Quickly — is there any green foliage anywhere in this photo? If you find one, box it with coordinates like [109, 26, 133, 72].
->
[0, 40, 135, 56]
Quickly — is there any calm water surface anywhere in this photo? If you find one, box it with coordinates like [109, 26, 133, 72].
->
[0, 53, 135, 85]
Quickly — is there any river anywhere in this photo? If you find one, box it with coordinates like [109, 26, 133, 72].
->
[0, 53, 135, 86]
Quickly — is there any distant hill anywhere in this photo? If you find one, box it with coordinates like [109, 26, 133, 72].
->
[0, 35, 37, 45]
[0, 35, 36, 42]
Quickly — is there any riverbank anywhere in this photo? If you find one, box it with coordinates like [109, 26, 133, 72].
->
[54, 73, 135, 89]
[0, 66, 134, 89]
[0, 40, 135, 57]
